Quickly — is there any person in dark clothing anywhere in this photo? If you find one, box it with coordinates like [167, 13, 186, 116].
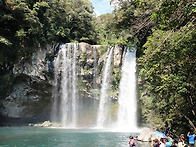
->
[152, 138, 160, 147]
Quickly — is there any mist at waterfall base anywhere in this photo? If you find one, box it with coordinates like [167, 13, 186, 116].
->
[51, 43, 140, 132]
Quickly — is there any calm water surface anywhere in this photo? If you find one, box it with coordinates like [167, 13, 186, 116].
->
[0, 127, 151, 147]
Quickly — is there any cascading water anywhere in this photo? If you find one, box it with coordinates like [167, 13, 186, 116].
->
[71, 44, 77, 126]
[92, 46, 98, 99]
[51, 43, 139, 130]
[52, 43, 78, 127]
[51, 54, 60, 122]
[116, 48, 139, 131]
[96, 47, 113, 128]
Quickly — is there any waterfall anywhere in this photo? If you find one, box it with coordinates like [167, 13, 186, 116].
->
[116, 48, 138, 131]
[61, 43, 78, 127]
[93, 46, 98, 99]
[96, 47, 113, 127]
[51, 43, 139, 130]
[52, 43, 78, 127]
[51, 54, 60, 122]
[71, 44, 77, 126]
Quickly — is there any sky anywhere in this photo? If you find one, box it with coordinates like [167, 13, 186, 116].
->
[89, 0, 114, 16]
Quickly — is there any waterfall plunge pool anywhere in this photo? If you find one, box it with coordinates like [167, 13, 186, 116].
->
[0, 126, 151, 147]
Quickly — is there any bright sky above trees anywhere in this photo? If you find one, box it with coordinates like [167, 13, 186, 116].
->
[90, 0, 114, 16]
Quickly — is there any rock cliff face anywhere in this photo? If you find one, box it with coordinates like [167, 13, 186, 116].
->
[0, 43, 124, 126]
[0, 44, 55, 125]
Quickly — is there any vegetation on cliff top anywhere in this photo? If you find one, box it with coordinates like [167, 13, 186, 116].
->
[0, 0, 97, 99]
[0, 0, 96, 75]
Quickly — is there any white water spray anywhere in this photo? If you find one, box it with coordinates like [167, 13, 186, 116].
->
[51, 44, 139, 130]
[71, 44, 78, 126]
[52, 43, 78, 127]
[116, 48, 139, 132]
[51, 53, 60, 122]
[93, 46, 98, 99]
[96, 47, 113, 127]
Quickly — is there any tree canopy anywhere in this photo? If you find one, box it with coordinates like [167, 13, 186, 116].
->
[0, 0, 96, 74]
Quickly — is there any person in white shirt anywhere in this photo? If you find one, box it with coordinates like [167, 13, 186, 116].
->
[160, 138, 166, 147]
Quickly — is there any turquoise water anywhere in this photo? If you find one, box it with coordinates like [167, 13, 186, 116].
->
[0, 127, 151, 147]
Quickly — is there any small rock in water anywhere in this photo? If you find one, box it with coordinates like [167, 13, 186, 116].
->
[42, 121, 52, 127]
[33, 121, 61, 127]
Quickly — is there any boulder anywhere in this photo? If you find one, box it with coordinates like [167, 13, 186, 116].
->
[137, 128, 153, 142]
[42, 121, 52, 127]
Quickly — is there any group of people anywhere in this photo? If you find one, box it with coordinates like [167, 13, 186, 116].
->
[152, 135, 177, 147]
[152, 131, 195, 147]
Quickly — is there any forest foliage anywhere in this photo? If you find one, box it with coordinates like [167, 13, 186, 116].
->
[0, 0, 97, 98]
[0, 0, 196, 135]
[0, 0, 96, 74]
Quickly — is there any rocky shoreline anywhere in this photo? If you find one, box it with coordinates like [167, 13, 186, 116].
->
[29, 121, 61, 127]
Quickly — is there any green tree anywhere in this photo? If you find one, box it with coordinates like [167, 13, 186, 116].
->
[0, 0, 96, 74]
[138, 0, 196, 133]
[109, 0, 196, 134]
